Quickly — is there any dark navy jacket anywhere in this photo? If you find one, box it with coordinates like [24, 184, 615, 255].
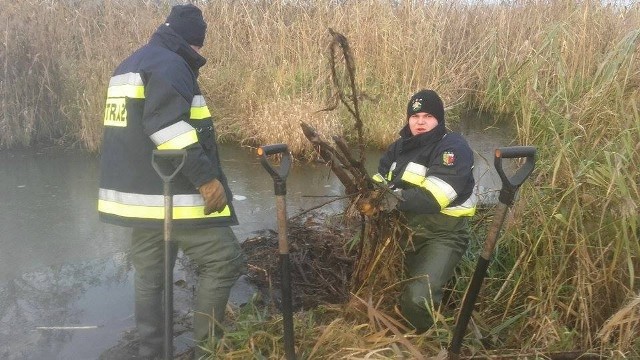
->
[98, 25, 238, 228]
[375, 123, 476, 217]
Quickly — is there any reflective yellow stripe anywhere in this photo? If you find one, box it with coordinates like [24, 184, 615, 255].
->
[423, 178, 453, 208]
[98, 199, 231, 219]
[190, 106, 211, 120]
[190, 95, 211, 120]
[441, 206, 475, 217]
[372, 173, 386, 184]
[107, 84, 145, 99]
[157, 129, 198, 150]
[400, 161, 428, 185]
[441, 195, 476, 217]
[107, 72, 144, 98]
[150, 121, 193, 145]
[401, 171, 424, 187]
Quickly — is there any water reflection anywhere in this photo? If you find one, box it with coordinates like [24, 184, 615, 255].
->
[0, 256, 132, 360]
[0, 145, 356, 359]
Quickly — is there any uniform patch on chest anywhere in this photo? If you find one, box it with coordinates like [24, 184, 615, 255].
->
[442, 151, 455, 166]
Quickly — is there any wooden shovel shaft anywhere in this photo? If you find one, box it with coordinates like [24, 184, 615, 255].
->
[276, 195, 296, 360]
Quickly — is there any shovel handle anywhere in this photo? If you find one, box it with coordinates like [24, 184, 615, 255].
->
[151, 149, 187, 360]
[448, 145, 536, 358]
[152, 149, 187, 183]
[494, 146, 536, 205]
[258, 144, 292, 196]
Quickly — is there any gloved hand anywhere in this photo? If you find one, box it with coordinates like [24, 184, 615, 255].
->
[381, 188, 403, 210]
[198, 178, 227, 215]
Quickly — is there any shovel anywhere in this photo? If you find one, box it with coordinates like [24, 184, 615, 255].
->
[446, 146, 536, 360]
[151, 149, 187, 360]
[257, 143, 296, 360]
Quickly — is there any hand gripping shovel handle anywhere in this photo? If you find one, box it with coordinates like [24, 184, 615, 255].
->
[151, 149, 187, 360]
[258, 144, 296, 360]
[448, 146, 536, 359]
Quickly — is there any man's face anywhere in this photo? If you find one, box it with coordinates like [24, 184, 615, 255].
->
[408, 112, 438, 136]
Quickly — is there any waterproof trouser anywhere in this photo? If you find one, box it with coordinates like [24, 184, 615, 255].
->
[399, 213, 471, 332]
[131, 227, 246, 359]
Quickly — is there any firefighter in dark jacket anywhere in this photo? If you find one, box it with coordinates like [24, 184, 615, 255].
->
[97, 4, 245, 358]
[373, 89, 476, 332]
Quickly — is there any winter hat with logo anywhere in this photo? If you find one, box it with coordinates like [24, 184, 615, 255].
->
[406, 89, 445, 125]
[165, 4, 207, 47]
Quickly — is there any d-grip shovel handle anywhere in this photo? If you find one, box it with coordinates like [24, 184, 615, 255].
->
[494, 146, 536, 205]
[258, 144, 292, 196]
[151, 149, 187, 360]
[447, 146, 536, 359]
[152, 149, 187, 182]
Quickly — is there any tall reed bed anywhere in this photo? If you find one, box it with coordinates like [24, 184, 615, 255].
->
[469, 2, 640, 354]
[1, 0, 639, 356]
[0, 0, 161, 149]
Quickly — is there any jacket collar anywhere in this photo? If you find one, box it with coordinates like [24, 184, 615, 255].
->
[398, 123, 446, 153]
[148, 25, 207, 72]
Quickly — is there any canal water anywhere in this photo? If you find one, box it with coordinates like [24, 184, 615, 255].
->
[0, 116, 513, 359]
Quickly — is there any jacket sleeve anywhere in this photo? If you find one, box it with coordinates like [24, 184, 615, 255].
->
[397, 187, 441, 213]
[374, 141, 399, 184]
[141, 67, 216, 189]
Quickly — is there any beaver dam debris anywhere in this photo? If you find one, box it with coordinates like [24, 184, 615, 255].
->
[241, 213, 358, 310]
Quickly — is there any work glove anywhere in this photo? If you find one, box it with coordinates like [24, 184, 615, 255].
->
[381, 188, 403, 210]
[198, 178, 227, 215]
[356, 188, 403, 216]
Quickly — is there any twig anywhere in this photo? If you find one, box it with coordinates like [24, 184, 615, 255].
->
[289, 194, 352, 220]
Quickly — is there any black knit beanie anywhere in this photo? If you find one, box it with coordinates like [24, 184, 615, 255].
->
[165, 4, 207, 47]
[406, 89, 445, 124]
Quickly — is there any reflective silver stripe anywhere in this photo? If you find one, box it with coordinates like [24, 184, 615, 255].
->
[192, 95, 206, 107]
[149, 121, 195, 146]
[401, 161, 428, 186]
[442, 193, 477, 217]
[405, 162, 427, 177]
[109, 72, 143, 87]
[387, 162, 397, 181]
[422, 175, 458, 209]
[99, 188, 204, 206]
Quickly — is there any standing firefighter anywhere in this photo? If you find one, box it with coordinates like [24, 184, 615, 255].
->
[373, 89, 476, 333]
[97, 4, 245, 358]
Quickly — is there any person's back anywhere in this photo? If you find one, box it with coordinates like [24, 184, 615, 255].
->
[98, 4, 245, 358]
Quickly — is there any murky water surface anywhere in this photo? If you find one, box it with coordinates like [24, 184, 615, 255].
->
[0, 116, 512, 359]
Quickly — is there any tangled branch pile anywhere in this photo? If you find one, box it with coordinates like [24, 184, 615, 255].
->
[241, 213, 357, 311]
[242, 29, 413, 325]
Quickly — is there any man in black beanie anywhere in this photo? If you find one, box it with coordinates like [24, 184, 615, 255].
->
[165, 4, 207, 48]
[371, 89, 476, 333]
[98, 4, 245, 359]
